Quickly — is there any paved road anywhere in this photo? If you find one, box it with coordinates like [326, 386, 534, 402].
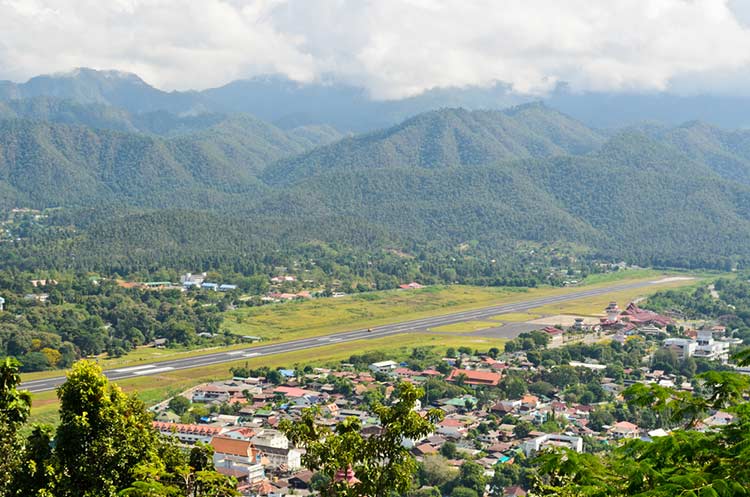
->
[21, 279, 670, 393]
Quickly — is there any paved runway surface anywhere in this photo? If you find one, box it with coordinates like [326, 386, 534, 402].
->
[21, 279, 667, 393]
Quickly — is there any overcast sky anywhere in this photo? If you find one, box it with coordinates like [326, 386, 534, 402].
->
[2, 0, 750, 99]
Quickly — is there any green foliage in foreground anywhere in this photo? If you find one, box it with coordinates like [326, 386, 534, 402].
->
[530, 354, 750, 496]
[1, 360, 238, 497]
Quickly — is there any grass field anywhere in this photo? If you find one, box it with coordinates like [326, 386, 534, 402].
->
[22, 269, 702, 386]
[28, 332, 508, 426]
[221, 269, 686, 344]
[21, 342, 252, 382]
[429, 321, 497, 333]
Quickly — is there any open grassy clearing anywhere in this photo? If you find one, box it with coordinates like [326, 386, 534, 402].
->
[222, 270, 689, 344]
[21, 342, 251, 382]
[222, 285, 530, 341]
[429, 320, 497, 333]
[28, 333, 508, 426]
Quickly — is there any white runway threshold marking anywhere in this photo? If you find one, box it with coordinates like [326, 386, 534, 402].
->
[226, 351, 246, 355]
[113, 365, 156, 373]
[242, 352, 262, 358]
[133, 366, 174, 375]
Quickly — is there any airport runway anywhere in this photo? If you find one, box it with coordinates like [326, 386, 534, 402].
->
[21, 278, 673, 393]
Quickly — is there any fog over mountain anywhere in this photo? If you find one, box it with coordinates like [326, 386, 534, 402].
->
[6, 68, 750, 132]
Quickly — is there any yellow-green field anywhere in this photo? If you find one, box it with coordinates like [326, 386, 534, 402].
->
[429, 320, 497, 333]
[21, 342, 252, 382]
[221, 269, 686, 344]
[222, 285, 530, 341]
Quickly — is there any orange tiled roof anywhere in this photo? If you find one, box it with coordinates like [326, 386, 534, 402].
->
[210, 436, 257, 457]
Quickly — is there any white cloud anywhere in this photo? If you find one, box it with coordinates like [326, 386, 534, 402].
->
[1, 0, 750, 98]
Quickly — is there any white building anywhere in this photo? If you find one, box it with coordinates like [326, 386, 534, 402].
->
[181, 272, 206, 287]
[251, 429, 289, 449]
[522, 434, 583, 456]
[693, 329, 730, 362]
[0, 296, 4, 311]
[663, 338, 697, 359]
[663, 330, 730, 362]
[369, 360, 399, 374]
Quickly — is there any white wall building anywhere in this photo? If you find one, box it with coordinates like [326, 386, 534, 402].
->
[523, 434, 583, 456]
[369, 360, 399, 374]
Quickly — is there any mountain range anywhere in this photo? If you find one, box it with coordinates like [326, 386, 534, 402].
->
[5, 68, 750, 131]
[3, 68, 750, 270]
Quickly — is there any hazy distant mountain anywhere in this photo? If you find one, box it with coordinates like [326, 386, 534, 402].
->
[7, 68, 750, 132]
[0, 69, 526, 132]
[547, 89, 750, 130]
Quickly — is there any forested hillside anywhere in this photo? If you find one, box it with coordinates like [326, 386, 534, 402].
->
[0, 115, 340, 208]
[264, 105, 604, 184]
[3, 101, 750, 273]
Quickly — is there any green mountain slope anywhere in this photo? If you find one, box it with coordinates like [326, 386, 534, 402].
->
[263, 105, 605, 185]
[261, 122, 750, 267]
[0, 115, 339, 208]
[3, 103, 750, 270]
[633, 121, 750, 185]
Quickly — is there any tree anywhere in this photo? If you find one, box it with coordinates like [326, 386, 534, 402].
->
[545, 365, 580, 389]
[513, 420, 534, 439]
[266, 369, 282, 385]
[281, 382, 443, 497]
[456, 461, 486, 496]
[12, 424, 56, 497]
[450, 487, 478, 497]
[499, 375, 527, 399]
[528, 381, 555, 397]
[55, 360, 162, 497]
[440, 441, 458, 459]
[168, 395, 191, 415]
[419, 455, 457, 487]
[650, 348, 680, 374]
[530, 368, 750, 496]
[409, 487, 441, 497]
[490, 463, 528, 496]
[0, 358, 31, 496]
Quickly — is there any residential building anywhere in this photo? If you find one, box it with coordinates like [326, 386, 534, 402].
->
[663, 338, 697, 360]
[152, 422, 227, 444]
[369, 360, 399, 374]
[446, 368, 502, 386]
[210, 436, 265, 483]
[610, 421, 640, 439]
[522, 433, 583, 456]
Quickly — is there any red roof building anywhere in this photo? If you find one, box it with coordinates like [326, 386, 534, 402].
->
[446, 368, 501, 386]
